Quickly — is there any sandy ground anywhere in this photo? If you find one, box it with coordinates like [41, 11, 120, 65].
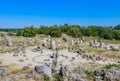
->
[0, 46, 118, 71]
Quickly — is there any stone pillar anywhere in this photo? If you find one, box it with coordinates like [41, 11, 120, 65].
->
[50, 40, 56, 50]
[8, 40, 12, 46]
[6, 36, 12, 46]
[68, 46, 72, 52]
[93, 40, 97, 44]
[81, 36, 85, 42]
[43, 39, 47, 47]
[89, 40, 93, 46]
[69, 39, 74, 46]
[99, 40, 102, 48]
[80, 39, 83, 44]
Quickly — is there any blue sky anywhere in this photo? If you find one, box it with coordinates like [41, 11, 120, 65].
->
[0, 0, 120, 28]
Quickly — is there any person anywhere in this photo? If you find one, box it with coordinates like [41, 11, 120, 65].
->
[93, 54, 96, 57]
[93, 54, 96, 62]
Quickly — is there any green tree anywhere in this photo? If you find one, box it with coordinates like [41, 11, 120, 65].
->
[113, 30, 120, 40]
[17, 30, 23, 36]
[114, 24, 120, 30]
[46, 26, 62, 37]
[83, 26, 99, 36]
[67, 25, 82, 38]
[38, 26, 47, 34]
[103, 64, 120, 69]
[100, 27, 114, 40]
[23, 26, 37, 37]
[59, 23, 70, 33]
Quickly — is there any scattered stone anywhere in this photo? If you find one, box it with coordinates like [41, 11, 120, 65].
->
[34, 65, 51, 77]
[71, 57, 75, 60]
[59, 66, 66, 78]
[93, 67, 120, 81]
[18, 59, 24, 62]
[89, 40, 93, 46]
[0, 66, 5, 77]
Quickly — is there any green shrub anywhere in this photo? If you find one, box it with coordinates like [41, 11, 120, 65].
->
[23, 26, 37, 37]
[17, 30, 23, 36]
[103, 64, 120, 69]
[8, 32, 16, 36]
[44, 75, 50, 81]
[67, 26, 82, 38]
[63, 37, 67, 42]
[86, 70, 93, 78]
[46, 27, 62, 37]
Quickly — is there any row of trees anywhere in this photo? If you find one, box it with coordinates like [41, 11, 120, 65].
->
[16, 24, 120, 40]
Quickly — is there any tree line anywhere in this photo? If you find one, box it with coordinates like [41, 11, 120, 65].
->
[0, 28, 22, 33]
[1, 24, 120, 40]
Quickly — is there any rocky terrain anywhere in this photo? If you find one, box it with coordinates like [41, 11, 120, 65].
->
[0, 33, 120, 81]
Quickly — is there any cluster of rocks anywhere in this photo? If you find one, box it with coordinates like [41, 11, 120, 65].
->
[0, 71, 44, 81]
[111, 46, 120, 51]
[0, 65, 88, 81]
[13, 45, 26, 57]
[32, 45, 43, 54]
[25, 38, 40, 45]
[93, 67, 120, 81]
[68, 47, 105, 62]
[68, 36, 85, 46]
[0, 33, 12, 47]
[89, 40, 120, 51]
[77, 36, 85, 45]
[68, 46, 84, 53]
[103, 45, 120, 51]
[58, 65, 87, 81]
[89, 40, 102, 48]
[81, 53, 104, 62]
[0, 65, 45, 81]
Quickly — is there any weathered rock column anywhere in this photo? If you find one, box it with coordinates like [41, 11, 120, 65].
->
[50, 40, 56, 50]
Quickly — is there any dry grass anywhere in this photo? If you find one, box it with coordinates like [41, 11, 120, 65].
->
[0, 35, 120, 81]
[80, 62, 103, 71]
[1, 34, 120, 60]
[85, 36, 120, 44]
[0, 59, 3, 64]
[5, 63, 23, 75]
